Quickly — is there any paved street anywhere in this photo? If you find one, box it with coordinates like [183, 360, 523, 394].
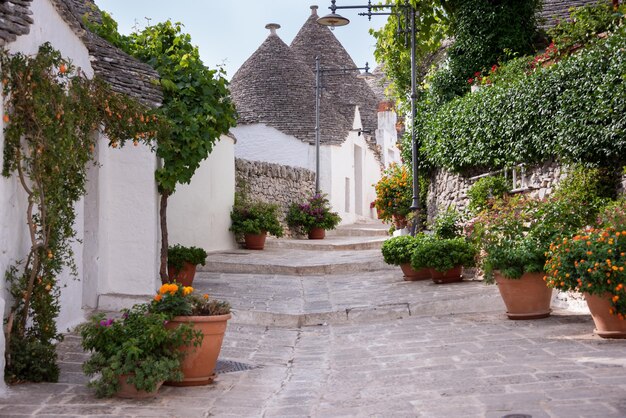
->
[1, 223, 626, 417]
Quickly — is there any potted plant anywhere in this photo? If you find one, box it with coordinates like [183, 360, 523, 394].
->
[411, 237, 477, 284]
[286, 194, 341, 239]
[150, 283, 231, 385]
[473, 167, 613, 319]
[79, 303, 200, 398]
[373, 163, 412, 229]
[545, 200, 626, 338]
[381, 234, 431, 280]
[230, 193, 283, 250]
[166, 244, 208, 286]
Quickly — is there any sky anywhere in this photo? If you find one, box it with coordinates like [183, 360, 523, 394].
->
[94, 0, 388, 80]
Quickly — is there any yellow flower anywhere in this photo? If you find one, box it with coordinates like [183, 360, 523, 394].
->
[183, 286, 193, 296]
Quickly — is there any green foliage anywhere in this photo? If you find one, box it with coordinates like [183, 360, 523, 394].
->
[79, 304, 201, 398]
[420, 24, 626, 172]
[548, 1, 625, 53]
[467, 176, 511, 214]
[1, 44, 156, 383]
[545, 224, 626, 316]
[229, 193, 283, 238]
[286, 194, 341, 235]
[150, 283, 231, 317]
[431, 206, 463, 239]
[88, 13, 237, 194]
[411, 237, 477, 272]
[381, 233, 429, 265]
[167, 245, 208, 270]
[429, 0, 541, 105]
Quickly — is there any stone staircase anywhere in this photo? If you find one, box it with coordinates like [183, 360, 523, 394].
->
[195, 221, 504, 327]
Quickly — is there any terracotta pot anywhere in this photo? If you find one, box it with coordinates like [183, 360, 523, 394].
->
[166, 261, 197, 287]
[244, 232, 267, 250]
[495, 271, 552, 320]
[116, 374, 163, 399]
[308, 227, 326, 240]
[584, 293, 626, 339]
[165, 313, 231, 386]
[392, 214, 408, 229]
[430, 266, 463, 284]
[400, 264, 431, 281]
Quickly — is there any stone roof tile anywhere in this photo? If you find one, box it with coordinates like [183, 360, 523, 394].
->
[0, 0, 33, 45]
[539, 0, 610, 29]
[230, 25, 350, 145]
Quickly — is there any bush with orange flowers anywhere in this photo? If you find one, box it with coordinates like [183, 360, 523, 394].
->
[545, 226, 626, 317]
[150, 283, 231, 318]
[373, 163, 413, 222]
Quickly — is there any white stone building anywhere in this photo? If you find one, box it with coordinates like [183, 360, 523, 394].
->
[230, 6, 401, 224]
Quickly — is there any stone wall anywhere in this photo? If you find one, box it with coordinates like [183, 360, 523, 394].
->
[235, 158, 316, 235]
[427, 161, 565, 221]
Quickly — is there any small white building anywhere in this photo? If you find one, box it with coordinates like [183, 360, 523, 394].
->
[230, 6, 401, 224]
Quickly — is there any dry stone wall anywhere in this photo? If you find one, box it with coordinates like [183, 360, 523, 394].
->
[427, 161, 565, 221]
[235, 158, 316, 236]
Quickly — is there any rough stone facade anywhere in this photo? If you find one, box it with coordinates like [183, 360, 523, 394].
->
[427, 161, 566, 221]
[235, 158, 316, 236]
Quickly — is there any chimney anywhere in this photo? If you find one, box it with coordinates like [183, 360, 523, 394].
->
[311, 5, 318, 15]
[265, 23, 281, 36]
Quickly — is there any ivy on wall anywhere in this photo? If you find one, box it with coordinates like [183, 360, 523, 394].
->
[417, 23, 626, 173]
[1, 44, 158, 382]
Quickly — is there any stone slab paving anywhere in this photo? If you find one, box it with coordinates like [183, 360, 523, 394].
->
[2, 311, 626, 417]
[263, 236, 387, 251]
[193, 270, 505, 326]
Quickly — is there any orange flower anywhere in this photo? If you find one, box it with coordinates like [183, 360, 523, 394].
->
[3, 114, 9, 123]
[203, 294, 209, 300]
[183, 286, 193, 296]
[154, 294, 162, 302]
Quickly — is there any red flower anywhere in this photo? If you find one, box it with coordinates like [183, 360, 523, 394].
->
[490, 64, 498, 73]
[474, 71, 481, 77]
[468, 77, 474, 84]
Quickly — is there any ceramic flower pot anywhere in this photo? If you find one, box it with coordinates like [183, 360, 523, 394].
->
[308, 227, 325, 240]
[116, 374, 163, 399]
[584, 292, 626, 339]
[430, 266, 463, 284]
[165, 313, 231, 386]
[166, 261, 197, 287]
[244, 231, 267, 250]
[495, 271, 552, 320]
[400, 264, 431, 281]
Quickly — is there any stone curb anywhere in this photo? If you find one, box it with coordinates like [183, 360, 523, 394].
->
[263, 238, 386, 251]
[201, 259, 388, 276]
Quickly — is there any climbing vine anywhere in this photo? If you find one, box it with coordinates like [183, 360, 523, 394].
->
[1, 43, 158, 382]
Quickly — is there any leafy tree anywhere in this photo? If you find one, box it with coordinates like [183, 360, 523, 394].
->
[88, 11, 237, 281]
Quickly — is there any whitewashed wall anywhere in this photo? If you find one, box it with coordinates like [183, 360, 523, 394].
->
[168, 134, 237, 253]
[375, 109, 401, 168]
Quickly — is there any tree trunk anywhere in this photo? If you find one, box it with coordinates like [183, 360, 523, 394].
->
[159, 191, 170, 284]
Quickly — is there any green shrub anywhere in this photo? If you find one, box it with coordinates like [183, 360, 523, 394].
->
[431, 207, 463, 239]
[467, 176, 511, 214]
[229, 193, 283, 238]
[167, 245, 208, 270]
[411, 237, 477, 273]
[381, 234, 429, 266]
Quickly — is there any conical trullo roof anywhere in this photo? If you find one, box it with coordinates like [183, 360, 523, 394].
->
[290, 6, 379, 136]
[230, 24, 349, 144]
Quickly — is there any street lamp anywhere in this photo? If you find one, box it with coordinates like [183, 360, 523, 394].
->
[314, 56, 372, 193]
[318, 0, 421, 226]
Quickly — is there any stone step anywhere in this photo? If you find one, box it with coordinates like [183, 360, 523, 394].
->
[326, 222, 390, 237]
[200, 248, 388, 276]
[264, 236, 387, 251]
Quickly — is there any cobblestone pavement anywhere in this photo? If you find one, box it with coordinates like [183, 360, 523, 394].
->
[1, 224, 626, 417]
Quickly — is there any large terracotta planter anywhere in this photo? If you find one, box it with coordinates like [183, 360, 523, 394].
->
[430, 266, 463, 284]
[166, 261, 197, 287]
[495, 271, 552, 320]
[400, 264, 431, 281]
[165, 313, 231, 386]
[308, 227, 326, 240]
[116, 374, 163, 399]
[244, 232, 267, 250]
[584, 293, 626, 339]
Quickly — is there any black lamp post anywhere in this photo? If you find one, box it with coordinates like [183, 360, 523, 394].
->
[314, 56, 372, 193]
[318, 0, 421, 225]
